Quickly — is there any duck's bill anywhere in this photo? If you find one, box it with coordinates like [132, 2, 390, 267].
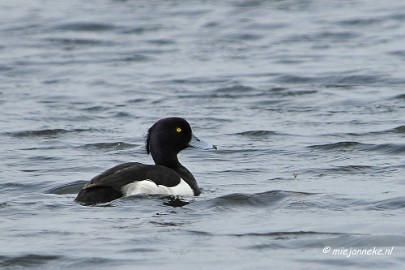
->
[189, 134, 217, 150]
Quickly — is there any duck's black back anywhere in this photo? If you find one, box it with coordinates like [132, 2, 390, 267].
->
[74, 162, 197, 205]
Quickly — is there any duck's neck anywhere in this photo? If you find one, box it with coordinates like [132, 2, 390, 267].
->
[151, 147, 181, 168]
[175, 163, 201, 196]
[151, 149, 201, 196]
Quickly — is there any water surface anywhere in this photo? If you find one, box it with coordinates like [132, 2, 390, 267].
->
[1, 0, 405, 269]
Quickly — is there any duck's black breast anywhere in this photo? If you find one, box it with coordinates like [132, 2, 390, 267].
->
[74, 162, 198, 205]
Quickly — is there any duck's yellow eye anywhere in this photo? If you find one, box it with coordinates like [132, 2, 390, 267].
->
[176, 127, 182, 133]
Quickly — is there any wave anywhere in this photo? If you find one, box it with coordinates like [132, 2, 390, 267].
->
[309, 141, 405, 154]
[392, 125, 405, 133]
[368, 196, 405, 210]
[308, 141, 365, 150]
[54, 22, 116, 32]
[316, 125, 405, 137]
[80, 142, 138, 151]
[6, 128, 93, 138]
[200, 190, 315, 209]
[314, 165, 378, 174]
[273, 73, 405, 86]
[0, 254, 61, 268]
[46, 181, 87, 195]
[235, 130, 281, 137]
[369, 143, 405, 154]
[186, 229, 345, 238]
[197, 191, 405, 212]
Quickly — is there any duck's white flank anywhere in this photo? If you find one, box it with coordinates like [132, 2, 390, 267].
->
[121, 179, 194, 196]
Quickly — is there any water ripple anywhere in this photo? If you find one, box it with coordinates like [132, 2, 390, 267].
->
[309, 141, 405, 154]
[81, 142, 138, 151]
[45, 37, 116, 46]
[202, 190, 315, 209]
[235, 130, 281, 137]
[274, 74, 403, 86]
[368, 197, 405, 210]
[46, 180, 87, 195]
[7, 128, 93, 138]
[0, 254, 61, 268]
[308, 141, 364, 150]
[54, 22, 116, 32]
[392, 125, 405, 133]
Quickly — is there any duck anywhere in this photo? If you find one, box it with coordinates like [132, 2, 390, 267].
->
[75, 117, 217, 205]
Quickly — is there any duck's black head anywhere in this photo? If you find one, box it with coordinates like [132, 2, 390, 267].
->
[146, 117, 216, 167]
